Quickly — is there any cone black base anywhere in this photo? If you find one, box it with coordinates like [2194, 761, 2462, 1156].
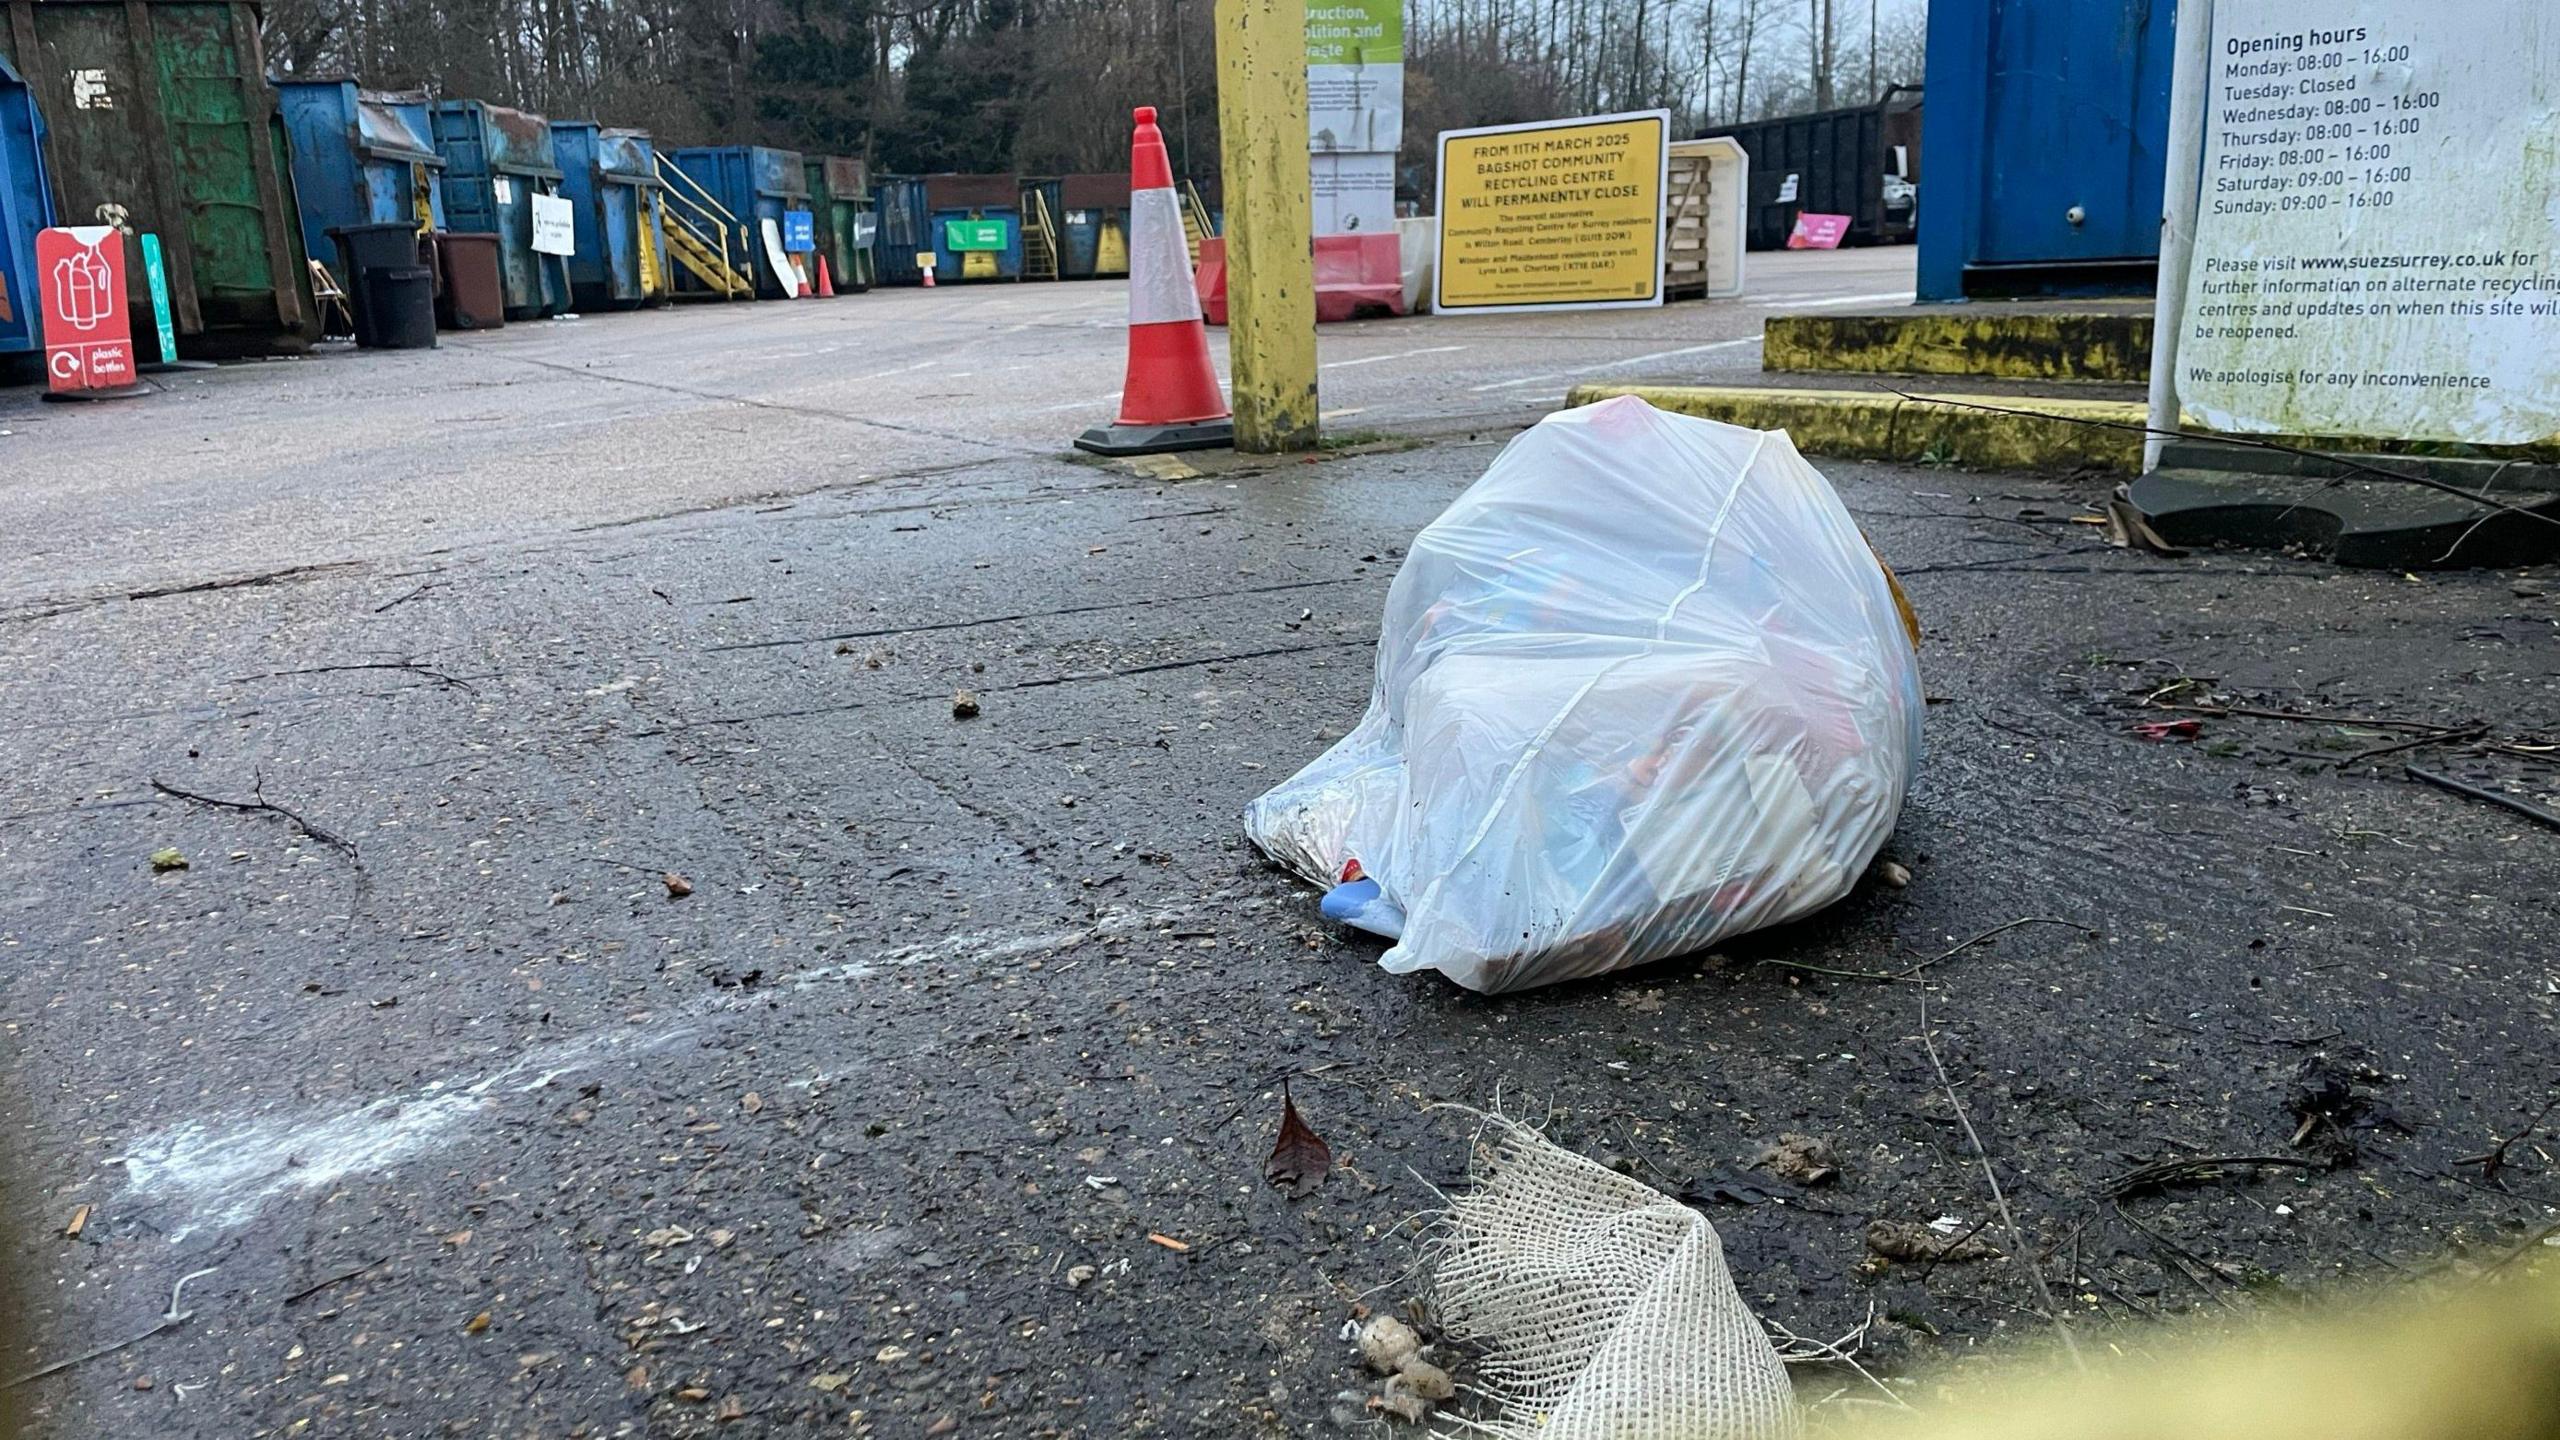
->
[1073, 419, 1235, 456]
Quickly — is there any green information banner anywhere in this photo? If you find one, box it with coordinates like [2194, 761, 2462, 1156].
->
[942, 219, 1009, 251]
[1306, 0, 1403, 227]
[1305, 0, 1401, 65]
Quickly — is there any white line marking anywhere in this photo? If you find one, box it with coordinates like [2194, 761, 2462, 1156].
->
[843, 359, 943, 382]
[1467, 337, 1762, 392]
[113, 909, 1187, 1240]
[1322, 345, 1468, 370]
[117, 1028, 673, 1242]
[1756, 290, 1915, 309]
[1028, 390, 1125, 415]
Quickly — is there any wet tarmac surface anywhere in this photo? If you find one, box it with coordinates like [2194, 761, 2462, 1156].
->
[4, 263, 2558, 1437]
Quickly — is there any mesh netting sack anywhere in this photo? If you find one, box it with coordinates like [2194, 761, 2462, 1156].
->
[1245, 396, 1922, 992]
[1430, 1114, 1801, 1439]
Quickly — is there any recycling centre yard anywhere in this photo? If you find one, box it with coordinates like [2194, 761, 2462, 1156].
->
[2, 249, 2556, 1437]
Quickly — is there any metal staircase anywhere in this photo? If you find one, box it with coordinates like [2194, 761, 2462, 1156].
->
[1022, 189, 1061, 281]
[651, 155, 755, 300]
[1179, 180, 1216, 264]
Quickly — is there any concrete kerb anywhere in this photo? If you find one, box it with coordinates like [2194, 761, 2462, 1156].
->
[1565, 383, 2147, 473]
[1763, 307, 2155, 384]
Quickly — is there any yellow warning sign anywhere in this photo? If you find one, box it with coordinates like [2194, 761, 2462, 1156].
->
[1434, 111, 1669, 313]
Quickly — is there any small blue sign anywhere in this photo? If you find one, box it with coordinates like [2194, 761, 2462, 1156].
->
[782, 209, 816, 253]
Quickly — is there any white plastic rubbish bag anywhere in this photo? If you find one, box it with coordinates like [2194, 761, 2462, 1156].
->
[1244, 396, 1921, 993]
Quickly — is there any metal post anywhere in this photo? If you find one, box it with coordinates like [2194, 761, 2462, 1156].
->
[1214, 0, 1319, 453]
[2143, 0, 2214, 473]
[1176, 0, 1194, 177]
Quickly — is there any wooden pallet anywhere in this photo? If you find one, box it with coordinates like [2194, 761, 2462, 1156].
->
[1663, 151, 1719, 300]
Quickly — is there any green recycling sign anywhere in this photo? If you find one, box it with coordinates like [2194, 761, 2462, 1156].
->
[942, 219, 1010, 251]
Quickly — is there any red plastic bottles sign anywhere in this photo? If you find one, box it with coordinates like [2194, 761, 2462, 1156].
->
[38, 226, 136, 393]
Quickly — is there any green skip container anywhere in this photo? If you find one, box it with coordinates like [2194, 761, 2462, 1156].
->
[0, 0, 317, 355]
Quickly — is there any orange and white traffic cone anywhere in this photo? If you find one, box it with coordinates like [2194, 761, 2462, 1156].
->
[816, 255, 836, 298]
[1074, 105, 1231, 456]
[921, 256, 937, 288]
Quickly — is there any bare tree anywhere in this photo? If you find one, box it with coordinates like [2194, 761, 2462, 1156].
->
[263, 0, 1917, 180]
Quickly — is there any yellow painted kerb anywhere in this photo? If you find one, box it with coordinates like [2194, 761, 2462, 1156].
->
[1570, 384, 2149, 473]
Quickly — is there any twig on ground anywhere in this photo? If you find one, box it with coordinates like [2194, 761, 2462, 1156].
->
[1766, 1303, 1911, 1411]
[1916, 1215, 2003, 1282]
[2101, 1154, 2323, 1199]
[2482, 742, 2560, 765]
[1918, 994, 2086, 1371]
[2457, 1096, 2560, 1185]
[587, 857, 668, 875]
[372, 581, 443, 613]
[150, 774, 359, 858]
[230, 658, 474, 692]
[2077, 1264, 2166, 1319]
[1, 1267, 217, 1391]
[2333, 724, 2488, 769]
[1756, 916, 2095, 984]
[2155, 701, 2450, 733]
[2112, 1206, 2243, 1310]
[2405, 765, 2560, 833]
[2477, 1221, 2560, 1277]
[2431, 460, 2534, 564]
[282, 1257, 386, 1307]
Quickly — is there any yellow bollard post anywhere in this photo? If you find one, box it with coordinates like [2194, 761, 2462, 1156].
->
[1213, 0, 1320, 454]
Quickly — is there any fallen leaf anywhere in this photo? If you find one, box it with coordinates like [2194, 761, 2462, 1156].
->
[716, 1395, 746, 1422]
[63, 1204, 89, 1239]
[1865, 1219, 1999, 1263]
[1145, 1232, 1191, 1253]
[442, 1229, 473, 1247]
[1263, 1084, 1332, 1199]
[1373, 1386, 1431, 1423]
[464, 1311, 492, 1334]
[809, 1373, 850, 1392]
[925, 1417, 958, 1437]
[664, 872, 694, 899]
[740, 1092, 763, 1115]
[1397, 1357, 1456, 1402]
[149, 847, 188, 872]
[2131, 719, 2203, 742]
[676, 1386, 711, 1402]
[1754, 1134, 1841, 1187]
[1358, 1315, 1420, 1373]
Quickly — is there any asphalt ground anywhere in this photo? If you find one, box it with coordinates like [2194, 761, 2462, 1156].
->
[5, 248, 2559, 1438]
[0, 246, 1911, 613]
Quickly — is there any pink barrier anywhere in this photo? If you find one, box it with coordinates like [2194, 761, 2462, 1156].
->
[1195, 233, 1407, 326]
[1195, 238, 1229, 324]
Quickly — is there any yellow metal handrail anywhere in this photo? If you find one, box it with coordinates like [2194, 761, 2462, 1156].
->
[652, 154, 751, 298]
[1025, 188, 1059, 279]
